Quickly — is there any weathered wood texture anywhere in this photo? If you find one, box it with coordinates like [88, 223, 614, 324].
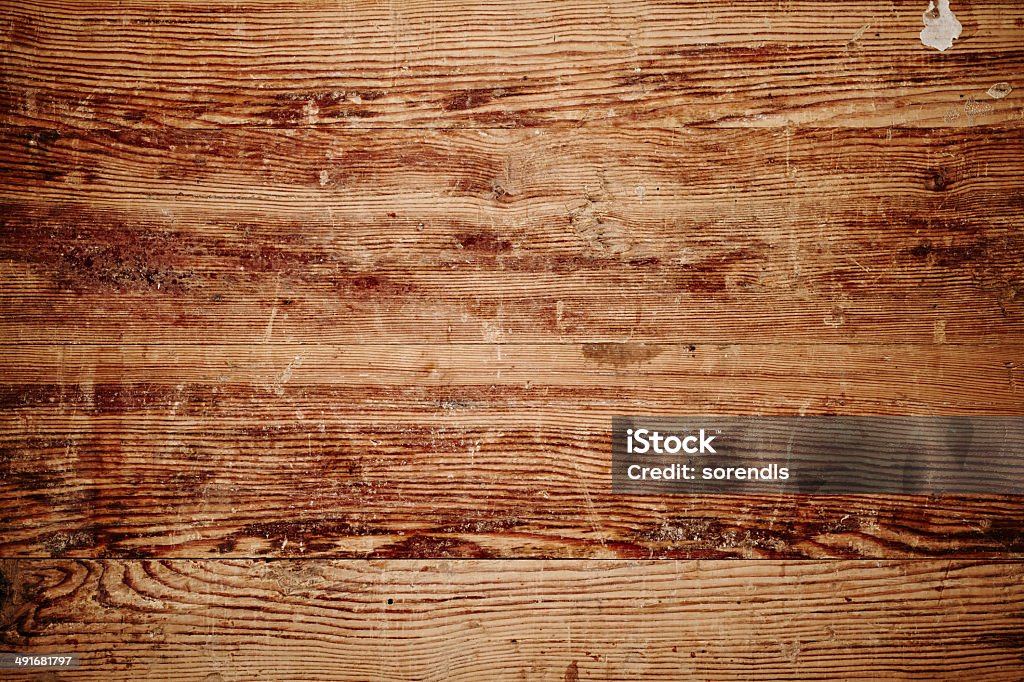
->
[2, 343, 1023, 558]
[1, 559, 1022, 680]
[2, 0, 1023, 128]
[2, 0, 1023, 676]
[0, 0, 1022, 566]
[1, 125, 1022, 344]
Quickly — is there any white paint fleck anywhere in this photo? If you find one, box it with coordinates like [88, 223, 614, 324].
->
[319, 169, 329, 186]
[920, 0, 962, 52]
[823, 314, 845, 328]
[986, 82, 1013, 100]
[634, 185, 646, 201]
[304, 98, 319, 124]
[481, 320, 503, 342]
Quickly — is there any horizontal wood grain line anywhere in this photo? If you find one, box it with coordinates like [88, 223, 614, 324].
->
[2, 1, 1022, 128]
[1, 559, 1022, 680]
[1, 126, 1021, 344]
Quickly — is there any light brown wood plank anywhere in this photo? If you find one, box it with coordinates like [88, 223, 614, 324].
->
[1, 343, 1021, 558]
[1, 559, 1022, 680]
[2, 343, 1021, 410]
[2, 126, 1022, 344]
[1, 0, 1022, 129]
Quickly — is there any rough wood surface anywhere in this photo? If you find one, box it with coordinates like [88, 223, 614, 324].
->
[2, 125, 1022, 344]
[2, 0, 1023, 129]
[2, 0, 1024, 676]
[1, 343, 1022, 558]
[1, 559, 1022, 680]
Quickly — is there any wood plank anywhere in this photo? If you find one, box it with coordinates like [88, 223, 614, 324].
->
[1, 1, 1022, 129]
[2, 343, 1021, 411]
[2, 126, 1022, 344]
[1, 559, 1022, 679]
[1, 343, 1021, 558]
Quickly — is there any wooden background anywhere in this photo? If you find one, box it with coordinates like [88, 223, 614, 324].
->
[1, 0, 1022, 678]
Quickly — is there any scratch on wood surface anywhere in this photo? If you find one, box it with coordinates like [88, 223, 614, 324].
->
[846, 23, 871, 49]
[571, 454, 602, 545]
[273, 354, 304, 396]
[263, 306, 278, 343]
[264, 279, 283, 343]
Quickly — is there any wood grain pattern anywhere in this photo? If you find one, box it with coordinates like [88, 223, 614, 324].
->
[2, 0, 1023, 129]
[2, 559, 1023, 680]
[2, 125, 1022, 344]
[2, 0, 1023, 675]
[1, 343, 1021, 558]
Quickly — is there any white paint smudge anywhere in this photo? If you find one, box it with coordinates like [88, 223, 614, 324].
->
[920, 0, 962, 52]
[987, 82, 1013, 100]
